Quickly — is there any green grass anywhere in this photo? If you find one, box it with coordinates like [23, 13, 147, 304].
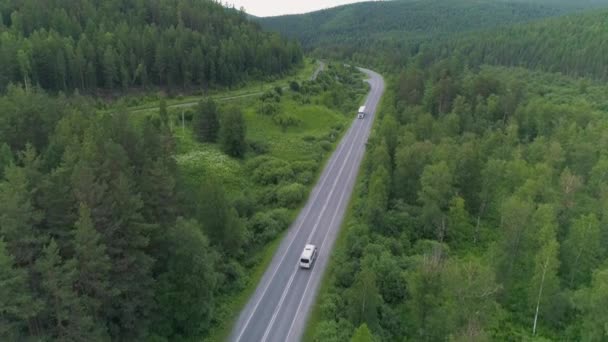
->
[114, 58, 318, 113]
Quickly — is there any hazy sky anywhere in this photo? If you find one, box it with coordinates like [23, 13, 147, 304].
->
[225, 0, 371, 17]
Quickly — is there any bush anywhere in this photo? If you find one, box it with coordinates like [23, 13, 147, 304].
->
[276, 182, 307, 208]
[260, 91, 280, 103]
[248, 139, 270, 155]
[274, 86, 283, 95]
[292, 160, 317, 185]
[302, 135, 316, 142]
[248, 208, 291, 246]
[258, 101, 279, 115]
[289, 81, 300, 92]
[319, 140, 332, 151]
[272, 113, 301, 131]
[249, 157, 295, 185]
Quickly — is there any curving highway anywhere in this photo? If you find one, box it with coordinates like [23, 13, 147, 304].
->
[230, 67, 384, 342]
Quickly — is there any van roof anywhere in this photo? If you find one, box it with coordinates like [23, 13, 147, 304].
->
[301, 244, 316, 259]
[359, 106, 366, 111]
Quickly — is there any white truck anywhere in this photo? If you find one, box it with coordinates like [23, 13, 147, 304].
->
[357, 106, 366, 119]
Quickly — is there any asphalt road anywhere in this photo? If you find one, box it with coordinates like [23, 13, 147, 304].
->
[230, 67, 384, 342]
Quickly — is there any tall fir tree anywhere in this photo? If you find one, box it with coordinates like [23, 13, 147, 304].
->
[194, 98, 220, 143]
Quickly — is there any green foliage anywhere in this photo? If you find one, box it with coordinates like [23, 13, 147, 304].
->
[309, 61, 608, 341]
[573, 267, 608, 341]
[276, 182, 307, 208]
[0, 0, 303, 92]
[351, 323, 375, 342]
[0, 239, 38, 340]
[220, 106, 247, 158]
[193, 98, 220, 143]
[152, 218, 218, 339]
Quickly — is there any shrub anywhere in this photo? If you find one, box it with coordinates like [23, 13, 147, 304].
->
[289, 81, 300, 92]
[319, 140, 332, 151]
[248, 139, 270, 155]
[250, 157, 295, 185]
[248, 208, 291, 246]
[276, 182, 307, 208]
[258, 101, 279, 115]
[302, 135, 316, 142]
[272, 113, 301, 131]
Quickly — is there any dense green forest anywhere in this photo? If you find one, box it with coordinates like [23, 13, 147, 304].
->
[0, 0, 321, 340]
[259, 0, 608, 82]
[310, 61, 608, 341]
[0, 0, 302, 93]
[287, 2, 608, 341]
[419, 10, 608, 80]
[0, 60, 366, 339]
[257, 0, 605, 50]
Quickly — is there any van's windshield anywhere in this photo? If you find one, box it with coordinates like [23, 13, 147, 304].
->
[300, 258, 309, 263]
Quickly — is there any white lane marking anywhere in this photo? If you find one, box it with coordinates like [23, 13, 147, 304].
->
[235, 93, 366, 342]
[284, 129, 365, 341]
[260, 108, 369, 342]
[284, 72, 382, 341]
[265, 72, 383, 341]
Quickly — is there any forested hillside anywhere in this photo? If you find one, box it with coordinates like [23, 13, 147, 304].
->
[257, 0, 604, 50]
[0, 0, 302, 93]
[420, 10, 608, 80]
[310, 62, 608, 341]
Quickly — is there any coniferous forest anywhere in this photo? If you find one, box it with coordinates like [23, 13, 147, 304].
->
[0, 0, 307, 340]
[0, 0, 302, 93]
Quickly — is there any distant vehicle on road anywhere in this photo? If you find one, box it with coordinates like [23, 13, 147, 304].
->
[299, 244, 317, 269]
[357, 106, 366, 119]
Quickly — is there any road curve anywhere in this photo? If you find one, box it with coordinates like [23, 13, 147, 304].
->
[230, 67, 384, 342]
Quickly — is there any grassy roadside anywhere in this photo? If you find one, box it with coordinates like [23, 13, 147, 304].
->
[115, 58, 318, 113]
[302, 90, 386, 342]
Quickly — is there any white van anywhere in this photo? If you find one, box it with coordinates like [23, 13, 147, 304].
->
[299, 244, 317, 269]
[357, 106, 366, 119]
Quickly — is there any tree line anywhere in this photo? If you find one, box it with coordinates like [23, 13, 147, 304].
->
[311, 61, 608, 341]
[0, 0, 302, 93]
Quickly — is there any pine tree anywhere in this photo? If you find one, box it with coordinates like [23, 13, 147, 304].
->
[35, 239, 100, 341]
[351, 323, 375, 342]
[198, 176, 244, 255]
[102, 46, 117, 90]
[220, 106, 247, 158]
[0, 239, 39, 340]
[159, 98, 169, 127]
[0, 164, 43, 266]
[0, 143, 13, 179]
[152, 218, 218, 338]
[194, 98, 220, 143]
[72, 204, 113, 321]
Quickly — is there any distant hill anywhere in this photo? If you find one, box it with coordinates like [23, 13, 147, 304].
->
[256, 0, 608, 49]
[424, 9, 608, 80]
